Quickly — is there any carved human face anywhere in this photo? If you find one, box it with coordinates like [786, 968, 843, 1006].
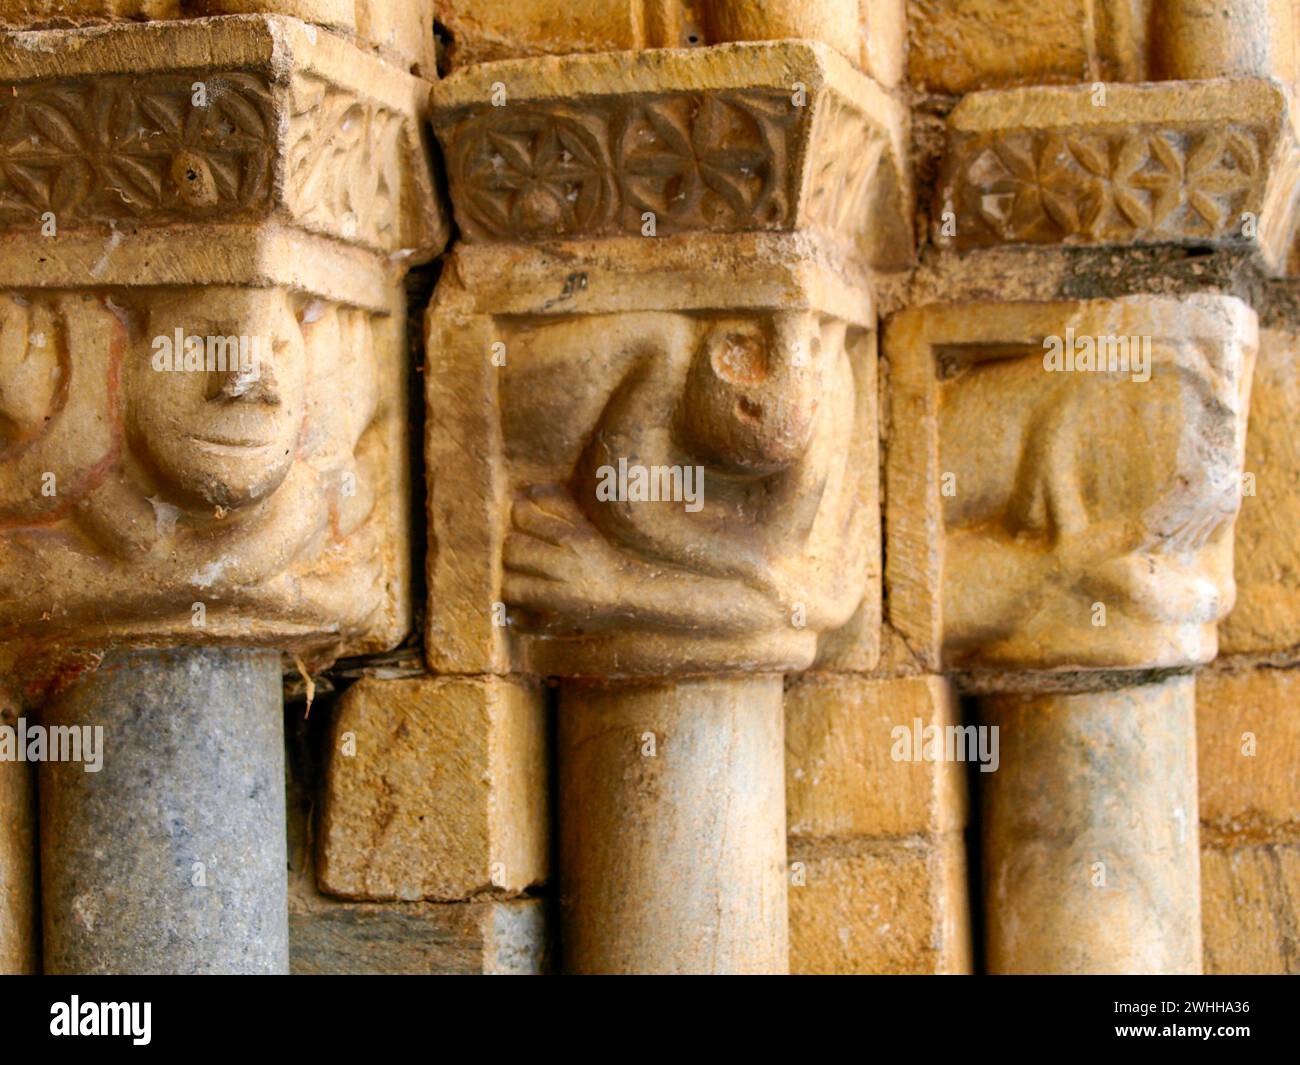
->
[133, 288, 306, 510]
[677, 311, 828, 475]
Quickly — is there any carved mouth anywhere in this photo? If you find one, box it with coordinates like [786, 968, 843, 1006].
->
[186, 433, 274, 452]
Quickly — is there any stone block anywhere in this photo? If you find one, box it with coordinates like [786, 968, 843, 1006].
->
[431, 40, 911, 270]
[436, 2, 905, 85]
[785, 673, 966, 839]
[1200, 842, 1300, 974]
[908, 0, 1149, 93]
[909, 0, 1297, 92]
[289, 882, 550, 974]
[1197, 667, 1300, 834]
[788, 837, 971, 974]
[936, 80, 1300, 271]
[0, 3, 437, 76]
[317, 675, 550, 901]
[436, 0, 650, 67]
[1197, 665, 1300, 972]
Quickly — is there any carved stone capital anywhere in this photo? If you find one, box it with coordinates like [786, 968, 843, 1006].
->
[426, 235, 880, 678]
[885, 295, 1256, 676]
[0, 15, 446, 264]
[0, 281, 411, 675]
[0, 17, 441, 686]
[936, 80, 1300, 273]
[431, 40, 911, 271]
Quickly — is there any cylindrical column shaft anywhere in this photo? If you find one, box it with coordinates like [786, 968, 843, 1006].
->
[980, 676, 1201, 974]
[559, 674, 788, 974]
[0, 744, 36, 974]
[1153, 0, 1275, 79]
[39, 648, 288, 974]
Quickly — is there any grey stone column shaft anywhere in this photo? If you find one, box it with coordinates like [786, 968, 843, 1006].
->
[39, 648, 288, 974]
[0, 752, 36, 974]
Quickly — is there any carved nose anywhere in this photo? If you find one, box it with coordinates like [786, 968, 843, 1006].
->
[710, 330, 767, 385]
[204, 360, 279, 405]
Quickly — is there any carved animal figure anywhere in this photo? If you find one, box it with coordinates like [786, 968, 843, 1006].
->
[939, 340, 1244, 657]
[498, 309, 871, 638]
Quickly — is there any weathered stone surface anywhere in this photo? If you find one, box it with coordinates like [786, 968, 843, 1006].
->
[424, 33, 907, 977]
[909, 0, 1293, 92]
[785, 673, 972, 975]
[788, 837, 971, 975]
[431, 41, 911, 270]
[704, 0, 904, 86]
[436, 1, 905, 86]
[785, 672, 965, 838]
[0, 3, 437, 77]
[0, 700, 35, 974]
[0, 17, 443, 255]
[908, 0, 1147, 93]
[936, 80, 1300, 271]
[0, 281, 412, 687]
[885, 296, 1256, 675]
[289, 891, 551, 975]
[317, 675, 549, 901]
[981, 677, 1202, 974]
[1150, 0, 1288, 81]
[1198, 667, 1300, 834]
[0, 17, 443, 684]
[559, 675, 787, 974]
[1197, 666, 1300, 973]
[426, 238, 880, 679]
[436, 0, 651, 66]
[1219, 328, 1300, 659]
[39, 647, 288, 974]
[1200, 843, 1300, 974]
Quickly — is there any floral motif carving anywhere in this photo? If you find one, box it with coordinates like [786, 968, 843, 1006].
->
[439, 91, 803, 241]
[286, 73, 437, 253]
[0, 69, 436, 254]
[943, 127, 1264, 246]
[803, 93, 888, 257]
[0, 73, 275, 226]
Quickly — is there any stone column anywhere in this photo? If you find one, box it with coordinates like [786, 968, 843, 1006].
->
[0, 14, 444, 973]
[885, 296, 1256, 972]
[980, 678, 1202, 974]
[559, 675, 787, 975]
[427, 40, 910, 973]
[0, 702, 36, 974]
[1152, 0, 1277, 80]
[40, 649, 286, 974]
[918, 13, 1300, 973]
